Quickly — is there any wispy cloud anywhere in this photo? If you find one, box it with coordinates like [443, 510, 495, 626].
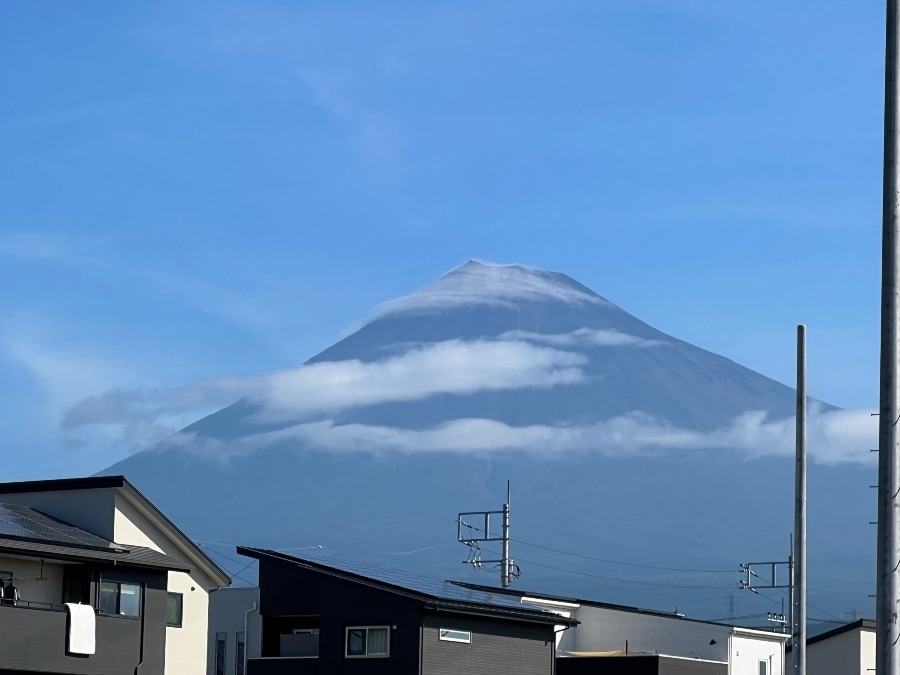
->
[62, 338, 588, 450]
[164, 406, 877, 467]
[500, 327, 667, 348]
[369, 261, 607, 320]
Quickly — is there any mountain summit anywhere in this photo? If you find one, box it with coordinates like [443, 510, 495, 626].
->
[101, 261, 867, 618]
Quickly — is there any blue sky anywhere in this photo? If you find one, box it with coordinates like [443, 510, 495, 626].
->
[0, 1, 886, 479]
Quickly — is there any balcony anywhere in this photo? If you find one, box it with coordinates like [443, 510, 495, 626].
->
[247, 656, 320, 675]
[0, 600, 144, 674]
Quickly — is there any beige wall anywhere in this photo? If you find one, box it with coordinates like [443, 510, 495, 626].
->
[0, 555, 66, 606]
[794, 627, 876, 675]
[113, 494, 214, 675]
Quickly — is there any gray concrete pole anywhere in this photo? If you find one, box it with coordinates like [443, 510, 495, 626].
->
[879, 3, 900, 675]
[793, 325, 806, 675]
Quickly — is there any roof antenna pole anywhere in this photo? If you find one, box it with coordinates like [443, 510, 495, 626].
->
[880, 3, 900, 675]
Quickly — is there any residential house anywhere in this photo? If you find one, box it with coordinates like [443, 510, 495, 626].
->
[0, 475, 230, 675]
[236, 547, 576, 674]
[208, 586, 261, 675]
[785, 619, 875, 675]
[454, 583, 788, 675]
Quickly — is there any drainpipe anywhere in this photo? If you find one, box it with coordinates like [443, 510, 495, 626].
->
[134, 582, 147, 675]
[243, 600, 257, 673]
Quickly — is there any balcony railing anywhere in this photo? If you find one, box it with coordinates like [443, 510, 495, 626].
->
[247, 656, 320, 675]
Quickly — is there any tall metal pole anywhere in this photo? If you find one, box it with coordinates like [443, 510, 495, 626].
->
[793, 326, 807, 675]
[788, 534, 794, 660]
[501, 481, 510, 589]
[879, 3, 900, 674]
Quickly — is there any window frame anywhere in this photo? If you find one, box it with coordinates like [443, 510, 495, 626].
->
[215, 632, 226, 675]
[345, 626, 390, 658]
[759, 659, 768, 675]
[165, 592, 183, 627]
[439, 628, 472, 644]
[98, 580, 142, 618]
[235, 631, 245, 675]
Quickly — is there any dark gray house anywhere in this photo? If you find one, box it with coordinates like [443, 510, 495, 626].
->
[237, 547, 576, 675]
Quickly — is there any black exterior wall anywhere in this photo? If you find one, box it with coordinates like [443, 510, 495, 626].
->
[256, 556, 423, 674]
[557, 655, 727, 675]
[248, 554, 561, 675]
[0, 565, 168, 675]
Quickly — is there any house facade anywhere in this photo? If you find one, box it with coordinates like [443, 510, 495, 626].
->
[237, 547, 575, 675]
[455, 584, 787, 675]
[208, 586, 261, 675]
[0, 475, 230, 675]
[785, 619, 875, 675]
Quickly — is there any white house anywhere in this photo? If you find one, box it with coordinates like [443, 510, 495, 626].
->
[786, 619, 875, 675]
[454, 583, 788, 675]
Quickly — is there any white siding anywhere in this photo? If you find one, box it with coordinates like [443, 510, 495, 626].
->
[113, 495, 214, 675]
[792, 625, 876, 675]
[564, 605, 732, 661]
[521, 598, 785, 675]
[730, 632, 784, 675]
[207, 587, 261, 675]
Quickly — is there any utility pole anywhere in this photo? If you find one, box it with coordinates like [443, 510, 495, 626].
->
[457, 481, 515, 588]
[793, 325, 807, 675]
[739, 557, 791, 633]
[501, 481, 510, 589]
[880, 3, 900, 675]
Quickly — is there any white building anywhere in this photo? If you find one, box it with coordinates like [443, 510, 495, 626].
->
[786, 619, 875, 675]
[207, 586, 261, 675]
[455, 583, 788, 675]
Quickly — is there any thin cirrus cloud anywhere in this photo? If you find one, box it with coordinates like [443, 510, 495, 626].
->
[61, 337, 590, 449]
[165, 406, 878, 467]
[368, 261, 607, 320]
[499, 328, 667, 348]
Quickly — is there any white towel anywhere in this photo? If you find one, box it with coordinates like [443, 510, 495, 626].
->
[66, 602, 96, 655]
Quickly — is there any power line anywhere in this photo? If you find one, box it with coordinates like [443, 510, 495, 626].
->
[511, 536, 735, 574]
[476, 545, 735, 590]
[460, 520, 734, 574]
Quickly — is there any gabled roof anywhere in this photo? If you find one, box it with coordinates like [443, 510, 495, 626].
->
[0, 502, 191, 571]
[238, 547, 577, 627]
[0, 476, 229, 586]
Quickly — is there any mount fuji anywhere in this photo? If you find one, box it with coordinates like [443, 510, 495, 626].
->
[99, 261, 875, 620]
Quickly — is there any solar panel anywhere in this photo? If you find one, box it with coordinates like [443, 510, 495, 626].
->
[282, 553, 545, 613]
[0, 503, 115, 550]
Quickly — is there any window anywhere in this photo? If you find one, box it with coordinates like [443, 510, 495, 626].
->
[215, 632, 226, 675]
[439, 629, 472, 643]
[759, 660, 768, 675]
[166, 593, 183, 627]
[99, 581, 141, 617]
[235, 632, 245, 675]
[345, 626, 389, 658]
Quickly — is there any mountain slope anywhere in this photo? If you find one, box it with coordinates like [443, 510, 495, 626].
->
[101, 260, 868, 619]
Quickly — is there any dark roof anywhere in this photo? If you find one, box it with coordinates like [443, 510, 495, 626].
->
[784, 619, 876, 652]
[0, 538, 192, 572]
[0, 475, 229, 585]
[238, 547, 577, 627]
[0, 503, 117, 551]
[0, 502, 192, 572]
